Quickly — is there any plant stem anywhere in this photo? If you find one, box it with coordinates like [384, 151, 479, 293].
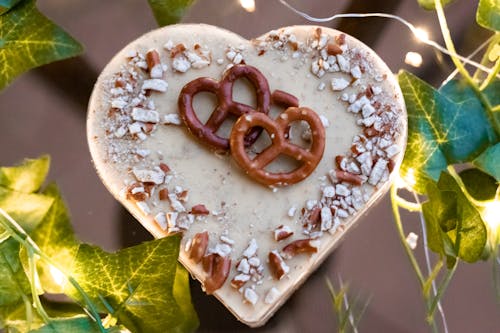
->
[395, 194, 422, 212]
[27, 247, 52, 326]
[390, 186, 425, 287]
[428, 260, 458, 322]
[434, 0, 500, 136]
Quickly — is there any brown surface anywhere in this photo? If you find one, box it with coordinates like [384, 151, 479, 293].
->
[1, 0, 499, 332]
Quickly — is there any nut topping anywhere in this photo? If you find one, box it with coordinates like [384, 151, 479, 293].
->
[282, 239, 319, 259]
[188, 231, 208, 263]
[203, 254, 231, 294]
[268, 251, 289, 280]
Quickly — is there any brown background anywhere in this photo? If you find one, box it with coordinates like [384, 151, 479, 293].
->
[1, 0, 499, 332]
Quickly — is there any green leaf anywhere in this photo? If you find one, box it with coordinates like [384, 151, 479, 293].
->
[28, 316, 103, 333]
[170, 264, 199, 333]
[0, 0, 83, 90]
[65, 237, 188, 333]
[477, 0, 500, 31]
[438, 80, 498, 159]
[0, 0, 22, 15]
[0, 187, 54, 234]
[26, 184, 79, 293]
[0, 238, 31, 307]
[459, 168, 498, 201]
[147, 0, 196, 26]
[0, 156, 50, 193]
[473, 142, 500, 181]
[398, 71, 496, 193]
[417, 0, 455, 10]
[398, 71, 448, 192]
[422, 172, 488, 263]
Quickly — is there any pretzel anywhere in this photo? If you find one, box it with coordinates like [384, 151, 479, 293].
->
[178, 65, 271, 152]
[230, 107, 326, 186]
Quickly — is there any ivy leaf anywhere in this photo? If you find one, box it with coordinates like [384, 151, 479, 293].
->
[0, 0, 22, 16]
[0, 156, 49, 193]
[0, 0, 83, 90]
[147, 0, 196, 26]
[27, 184, 198, 332]
[171, 264, 199, 333]
[28, 317, 103, 333]
[0, 188, 53, 234]
[473, 142, 500, 181]
[417, 0, 455, 10]
[398, 71, 496, 193]
[422, 172, 487, 263]
[27, 184, 79, 294]
[438, 79, 498, 158]
[65, 237, 191, 333]
[477, 0, 500, 31]
[459, 168, 498, 201]
[0, 238, 31, 307]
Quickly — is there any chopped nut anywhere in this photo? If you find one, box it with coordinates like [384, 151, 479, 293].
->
[163, 113, 182, 125]
[172, 55, 191, 72]
[287, 206, 297, 217]
[146, 49, 163, 78]
[307, 207, 321, 227]
[242, 239, 258, 258]
[237, 258, 250, 274]
[191, 204, 209, 215]
[274, 225, 294, 241]
[159, 163, 170, 173]
[248, 257, 260, 267]
[326, 43, 342, 55]
[132, 167, 165, 184]
[268, 250, 289, 280]
[320, 206, 333, 231]
[189, 231, 208, 263]
[368, 158, 388, 186]
[243, 287, 258, 305]
[211, 243, 232, 257]
[154, 212, 167, 230]
[323, 186, 336, 198]
[231, 274, 250, 289]
[282, 239, 319, 259]
[335, 183, 351, 196]
[331, 77, 350, 91]
[131, 107, 160, 123]
[203, 254, 231, 294]
[142, 79, 168, 92]
[158, 188, 169, 201]
[170, 43, 186, 58]
[335, 170, 363, 186]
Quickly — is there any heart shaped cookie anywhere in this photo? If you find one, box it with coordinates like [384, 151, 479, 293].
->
[87, 24, 407, 327]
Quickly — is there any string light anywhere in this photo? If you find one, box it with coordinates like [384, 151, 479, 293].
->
[239, 0, 256, 12]
[278, 0, 496, 77]
[414, 27, 430, 42]
[405, 51, 423, 67]
[49, 264, 67, 287]
[482, 201, 500, 240]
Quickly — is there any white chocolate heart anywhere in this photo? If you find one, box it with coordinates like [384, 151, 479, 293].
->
[87, 24, 406, 327]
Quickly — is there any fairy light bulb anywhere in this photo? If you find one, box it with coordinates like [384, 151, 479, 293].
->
[414, 27, 430, 42]
[239, 0, 256, 12]
[49, 265, 67, 287]
[482, 201, 500, 239]
[405, 51, 423, 67]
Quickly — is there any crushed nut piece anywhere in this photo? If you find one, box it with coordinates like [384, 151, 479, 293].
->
[282, 239, 319, 259]
[268, 250, 289, 280]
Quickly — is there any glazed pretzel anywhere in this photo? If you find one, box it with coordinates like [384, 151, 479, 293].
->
[178, 65, 271, 152]
[230, 107, 326, 186]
